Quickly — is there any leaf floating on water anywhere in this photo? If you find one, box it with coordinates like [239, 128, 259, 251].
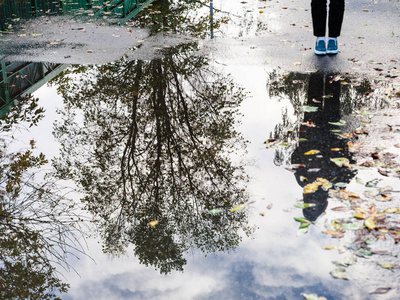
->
[331, 206, 351, 212]
[149, 220, 158, 228]
[300, 106, 318, 112]
[304, 182, 319, 194]
[330, 157, 351, 168]
[322, 246, 336, 250]
[231, 204, 245, 212]
[294, 217, 310, 223]
[329, 120, 346, 126]
[209, 208, 221, 214]
[304, 150, 320, 155]
[384, 207, 400, 214]
[376, 193, 394, 202]
[299, 222, 310, 229]
[377, 262, 394, 270]
[294, 203, 316, 208]
[342, 222, 364, 230]
[370, 287, 391, 294]
[365, 218, 376, 230]
[301, 293, 327, 300]
[297, 227, 309, 235]
[330, 268, 349, 280]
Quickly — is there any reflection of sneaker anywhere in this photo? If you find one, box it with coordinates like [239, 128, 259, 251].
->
[314, 39, 326, 55]
[327, 38, 338, 55]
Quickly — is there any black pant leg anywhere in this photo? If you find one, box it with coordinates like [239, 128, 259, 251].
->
[328, 0, 345, 37]
[311, 0, 327, 36]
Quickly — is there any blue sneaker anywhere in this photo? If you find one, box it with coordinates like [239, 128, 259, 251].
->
[327, 38, 338, 55]
[314, 39, 326, 55]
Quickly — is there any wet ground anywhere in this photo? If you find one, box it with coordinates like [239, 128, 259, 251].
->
[1, 0, 400, 299]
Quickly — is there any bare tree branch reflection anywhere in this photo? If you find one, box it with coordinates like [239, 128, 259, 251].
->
[51, 44, 251, 274]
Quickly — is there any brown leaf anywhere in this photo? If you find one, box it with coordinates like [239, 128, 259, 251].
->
[372, 152, 380, 160]
[370, 287, 391, 294]
[378, 169, 389, 177]
[331, 206, 352, 212]
[376, 193, 394, 202]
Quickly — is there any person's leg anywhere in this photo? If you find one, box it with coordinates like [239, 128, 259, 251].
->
[328, 0, 345, 37]
[311, 0, 328, 37]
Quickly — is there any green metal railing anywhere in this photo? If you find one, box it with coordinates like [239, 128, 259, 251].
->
[0, 62, 68, 118]
[0, 0, 155, 30]
[61, 0, 155, 24]
[0, 0, 63, 31]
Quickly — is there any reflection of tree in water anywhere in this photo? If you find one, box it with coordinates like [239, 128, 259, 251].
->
[51, 43, 251, 274]
[291, 73, 356, 221]
[133, 0, 228, 38]
[0, 96, 86, 299]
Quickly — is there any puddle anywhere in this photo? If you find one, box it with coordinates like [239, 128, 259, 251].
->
[1, 0, 400, 299]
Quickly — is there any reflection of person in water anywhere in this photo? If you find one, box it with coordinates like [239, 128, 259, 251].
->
[291, 72, 355, 221]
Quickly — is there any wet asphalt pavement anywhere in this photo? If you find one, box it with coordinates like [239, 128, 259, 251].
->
[1, 0, 399, 74]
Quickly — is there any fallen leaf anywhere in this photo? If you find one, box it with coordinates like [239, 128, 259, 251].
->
[304, 150, 320, 155]
[297, 227, 309, 235]
[375, 193, 394, 202]
[208, 209, 221, 214]
[294, 203, 316, 208]
[231, 204, 245, 212]
[149, 220, 158, 227]
[301, 293, 327, 300]
[370, 287, 391, 295]
[384, 207, 400, 213]
[300, 106, 318, 112]
[294, 217, 310, 223]
[331, 206, 352, 212]
[329, 120, 346, 126]
[330, 157, 351, 168]
[304, 182, 320, 194]
[377, 262, 394, 269]
[365, 218, 376, 230]
[322, 246, 336, 250]
[330, 268, 349, 280]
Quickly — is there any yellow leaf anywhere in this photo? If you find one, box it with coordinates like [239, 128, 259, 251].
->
[323, 246, 336, 250]
[293, 61, 302, 66]
[149, 220, 158, 228]
[304, 182, 319, 194]
[231, 204, 245, 212]
[354, 212, 365, 219]
[330, 157, 351, 168]
[365, 218, 376, 230]
[385, 207, 400, 213]
[304, 150, 320, 155]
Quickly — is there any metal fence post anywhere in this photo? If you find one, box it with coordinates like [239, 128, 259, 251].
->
[210, 0, 213, 39]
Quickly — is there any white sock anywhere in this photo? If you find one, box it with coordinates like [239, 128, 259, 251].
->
[317, 37, 325, 42]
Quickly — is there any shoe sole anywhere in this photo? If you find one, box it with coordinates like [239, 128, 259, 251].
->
[315, 50, 326, 55]
[327, 50, 338, 55]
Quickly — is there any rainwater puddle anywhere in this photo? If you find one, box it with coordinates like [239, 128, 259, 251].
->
[1, 0, 400, 299]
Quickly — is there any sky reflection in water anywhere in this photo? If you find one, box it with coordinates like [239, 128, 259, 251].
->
[2, 55, 380, 299]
